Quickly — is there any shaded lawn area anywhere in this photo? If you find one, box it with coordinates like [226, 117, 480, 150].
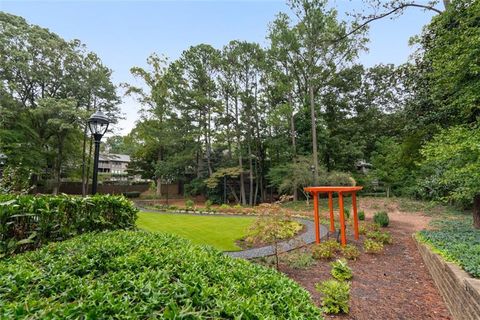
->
[137, 212, 256, 251]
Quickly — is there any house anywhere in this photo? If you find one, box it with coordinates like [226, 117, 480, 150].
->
[98, 154, 131, 181]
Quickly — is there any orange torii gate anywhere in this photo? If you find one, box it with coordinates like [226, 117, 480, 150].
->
[304, 186, 363, 246]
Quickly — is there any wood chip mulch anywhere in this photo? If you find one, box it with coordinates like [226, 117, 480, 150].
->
[278, 211, 452, 320]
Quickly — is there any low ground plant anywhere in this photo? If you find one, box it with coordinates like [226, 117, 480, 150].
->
[366, 230, 393, 244]
[358, 210, 365, 220]
[185, 199, 195, 210]
[316, 279, 350, 314]
[0, 231, 323, 319]
[330, 259, 353, 281]
[285, 251, 315, 269]
[418, 217, 480, 278]
[364, 239, 384, 254]
[312, 239, 341, 260]
[373, 211, 390, 227]
[341, 244, 360, 260]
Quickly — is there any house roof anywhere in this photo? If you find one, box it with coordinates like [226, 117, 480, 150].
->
[99, 153, 131, 162]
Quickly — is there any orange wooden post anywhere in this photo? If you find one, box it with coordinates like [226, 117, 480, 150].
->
[338, 192, 347, 246]
[328, 192, 335, 233]
[352, 192, 359, 240]
[313, 191, 320, 243]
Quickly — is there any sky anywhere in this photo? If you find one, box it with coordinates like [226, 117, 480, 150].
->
[0, 0, 438, 135]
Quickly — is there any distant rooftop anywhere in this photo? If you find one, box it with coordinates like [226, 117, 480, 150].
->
[99, 153, 130, 162]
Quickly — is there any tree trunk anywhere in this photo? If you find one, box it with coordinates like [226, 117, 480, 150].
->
[248, 144, 254, 206]
[309, 84, 318, 185]
[473, 194, 480, 229]
[156, 178, 162, 198]
[235, 95, 246, 205]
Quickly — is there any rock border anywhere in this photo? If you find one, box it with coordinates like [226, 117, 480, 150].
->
[136, 206, 328, 259]
[415, 237, 480, 320]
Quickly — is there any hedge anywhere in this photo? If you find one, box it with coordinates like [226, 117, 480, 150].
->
[0, 194, 138, 257]
[0, 230, 323, 319]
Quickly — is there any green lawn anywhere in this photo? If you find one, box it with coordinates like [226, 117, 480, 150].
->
[137, 212, 256, 251]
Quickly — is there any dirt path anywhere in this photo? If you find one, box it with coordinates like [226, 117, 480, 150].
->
[280, 199, 451, 320]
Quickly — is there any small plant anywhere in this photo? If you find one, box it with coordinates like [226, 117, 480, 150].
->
[359, 224, 367, 235]
[185, 199, 195, 210]
[219, 203, 230, 209]
[367, 222, 380, 231]
[373, 211, 389, 227]
[364, 239, 384, 254]
[343, 208, 350, 219]
[342, 244, 360, 260]
[312, 239, 340, 260]
[358, 210, 365, 220]
[330, 259, 353, 281]
[316, 279, 350, 314]
[286, 252, 315, 269]
[205, 200, 213, 211]
[366, 230, 393, 244]
[234, 204, 242, 209]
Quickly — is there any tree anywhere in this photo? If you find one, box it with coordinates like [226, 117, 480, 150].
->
[419, 126, 480, 228]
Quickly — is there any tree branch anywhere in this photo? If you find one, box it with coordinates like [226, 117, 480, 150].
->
[337, 3, 443, 43]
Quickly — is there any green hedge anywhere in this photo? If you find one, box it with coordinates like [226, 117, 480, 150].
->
[418, 218, 480, 278]
[0, 230, 322, 319]
[0, 194, 138, 257]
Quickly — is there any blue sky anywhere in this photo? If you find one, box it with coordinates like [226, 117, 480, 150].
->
[0, 0, 438, 135]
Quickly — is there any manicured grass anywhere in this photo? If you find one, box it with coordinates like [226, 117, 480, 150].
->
[137, 212, 255, 251]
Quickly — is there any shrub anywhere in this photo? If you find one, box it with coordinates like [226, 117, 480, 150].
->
[312, 239, 341, 260]
[219, 204, 230, 209]
[342, 244, 360, 260]
[185, 199, 195, 210]
[0, 231, 322, 318]
[316, 279, 350, 314]
[286, 252, 315, 269]
[359, 224, 367, 235]
[373, 211, 389, 227]
[122, 191, 141, 198]
[364, 239, 384, 254]
[244, 217, 302, 245]
[330, 259, 353, 281]
[367, 231, 393, 244]
[204, 199, 213, 210]
[0, 194, 137, 257]
[343, 208, 350, 219]
[358, 210, 365, 220]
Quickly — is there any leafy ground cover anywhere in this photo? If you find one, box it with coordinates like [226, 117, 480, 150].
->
[418, 217, 480, 278]
[0, 230, 322, 319]
[137, 211, 255, 251]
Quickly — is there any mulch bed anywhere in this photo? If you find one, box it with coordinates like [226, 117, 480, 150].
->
[278, 220, 451, 320]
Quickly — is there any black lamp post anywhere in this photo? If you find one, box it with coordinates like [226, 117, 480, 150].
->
[87, 110, 110, 195]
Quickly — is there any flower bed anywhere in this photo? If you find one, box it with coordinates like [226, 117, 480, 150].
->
[0, 230, 322, 319]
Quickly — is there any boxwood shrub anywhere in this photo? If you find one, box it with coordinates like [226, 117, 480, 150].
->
[0, 194, 138, 257]
[0, 230, 322, 319]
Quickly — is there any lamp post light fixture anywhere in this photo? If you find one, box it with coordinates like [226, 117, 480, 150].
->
[87, 110, 110, 195]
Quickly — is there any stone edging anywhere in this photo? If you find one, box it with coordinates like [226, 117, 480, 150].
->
[415, 237, 480, 320]
[136, 206, 328, 259]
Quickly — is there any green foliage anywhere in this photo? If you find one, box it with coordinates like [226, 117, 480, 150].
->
[418, 218, 480, 278]
[185, 199, 195, 210]
[285, 252, 315, 269]
[367, 230, 392, 244]
[312, 239, 341, 260]
[316, 279, 350, 314]
[341, 244, 360, 260]
[245, 216, 302, 244]
[205, 167, 243, 189]
[204, 199, 213, 210]
[373, 211, 389, 227]
[0, 195, 137, 257]
[363, 239, 384, 254]
[0, 231, 322, 318]
[358, 210, 365, 220]
[330, 259, 353, 281]
[344, 208, 350, 219]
